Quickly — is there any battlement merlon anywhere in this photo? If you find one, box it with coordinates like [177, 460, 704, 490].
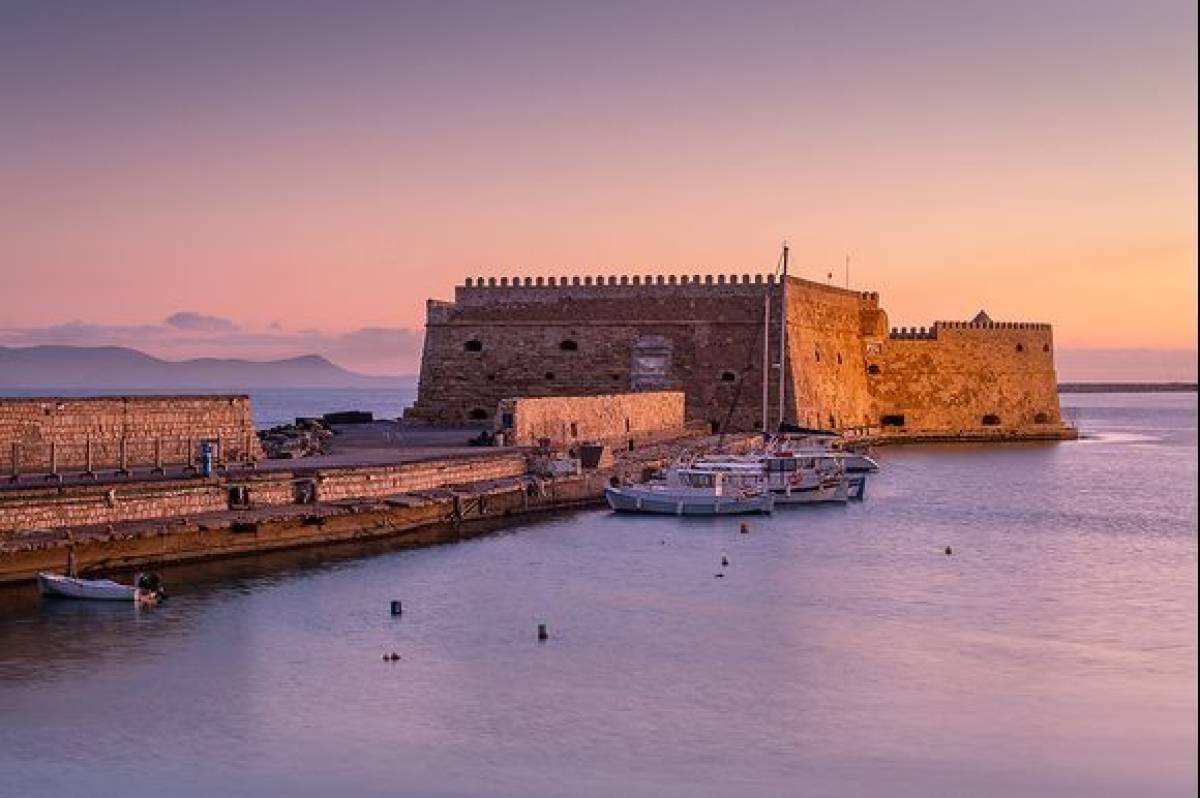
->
[451, 273, 881, 306]
[888, 320, 1054, 340]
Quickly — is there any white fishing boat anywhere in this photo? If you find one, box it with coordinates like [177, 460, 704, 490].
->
[604, 467, 774, 515]
[37, 572, 163, 602]
[695, 453, 853, 504]
[769, 433, 880, 474]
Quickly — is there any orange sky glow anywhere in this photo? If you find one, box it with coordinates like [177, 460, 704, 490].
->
[1, 1, 1195, 376]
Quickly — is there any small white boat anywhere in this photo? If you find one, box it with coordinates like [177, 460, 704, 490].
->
[605, 467, 774, 515]
[37, 572, 163, 602]
[695, 455, 852, 505]
[769, 434, 880, 473]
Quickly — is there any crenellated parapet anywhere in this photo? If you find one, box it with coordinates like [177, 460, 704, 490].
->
[453, 271, 878, 295]
[889, 319, 1051, 339]
[888, 326, 938, 340]
[934, 320, 1051, 331]
[462, 273, 778, 288]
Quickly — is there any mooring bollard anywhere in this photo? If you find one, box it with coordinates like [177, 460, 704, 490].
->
[390, 600, 403, 616]
[537, 622, 549, 641]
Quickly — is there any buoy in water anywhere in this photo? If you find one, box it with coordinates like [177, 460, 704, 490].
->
[537, 622, 549, 641]
[944, 546, 953, 556]
[383, 652, 401, 662]
[390, 600, 403, 616]
[721, 553, 729, 567]
[714, 573, 725, 578]
[739, 522, 749, 534]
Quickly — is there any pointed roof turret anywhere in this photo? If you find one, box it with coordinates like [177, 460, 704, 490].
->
[971, 310, 993, 325]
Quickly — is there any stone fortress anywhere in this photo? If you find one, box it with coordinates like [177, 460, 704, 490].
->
[406, 272, 1072, 442]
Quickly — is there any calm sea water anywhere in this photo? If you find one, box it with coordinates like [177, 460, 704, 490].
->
[0, 393, 1195, 797]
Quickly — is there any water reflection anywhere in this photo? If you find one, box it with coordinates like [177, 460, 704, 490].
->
[0, 394, 1194, 798]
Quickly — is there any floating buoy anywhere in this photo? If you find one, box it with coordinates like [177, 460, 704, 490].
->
[383, 652, 400, 662]
[739, 522, 749, 534]
[721, 553, 729, 567]
[944, 546, 953, 556]
[537, 622, 549, 641]
[390, 600, 403, 616]
[714, 573, 725, 578]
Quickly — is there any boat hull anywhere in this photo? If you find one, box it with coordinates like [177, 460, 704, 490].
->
[772, 479, 850, 505]
[604, 487, 773, 515]
[37, 573, 137, 601]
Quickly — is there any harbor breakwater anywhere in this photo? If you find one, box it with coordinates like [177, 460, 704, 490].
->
[0, 432, 754, 584]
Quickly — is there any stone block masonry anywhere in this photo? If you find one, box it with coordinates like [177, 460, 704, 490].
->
[312, 454, 529, 502]
[0, 479, 231, 532]
[407, 273, 1072, 442]
[0, 454, 528, 534]
[496, 391, 686, 447]
[0, 395, 264, 473]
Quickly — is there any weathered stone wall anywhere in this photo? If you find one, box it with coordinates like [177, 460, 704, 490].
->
[312, 454, 528, 502]
[0, 480, 229, 532]
[0, 453, 529, 533]
[0, 395, 264, 473]
[497, 391, 686, 447]
[409, 274, 803, 431]
[408, 274, 1068, 440]
[782, 282, 887, 430]
[870, 321, 1062, 435]
[0, 473, 296, 533]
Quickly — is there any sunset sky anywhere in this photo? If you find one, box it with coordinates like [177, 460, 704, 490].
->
[1, 0, 1195, 377]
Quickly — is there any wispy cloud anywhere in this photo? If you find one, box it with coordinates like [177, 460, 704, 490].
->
[0, 314, 422, 375]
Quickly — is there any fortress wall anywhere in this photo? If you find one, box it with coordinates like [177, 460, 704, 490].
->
[408, 275, 792, 430]
[870, 323, 1062, 434]
[0, 396, 264, 472]
[498, 391, 686, 447]
[782, 283, 884, 430]
[408, 274, 1067, 440]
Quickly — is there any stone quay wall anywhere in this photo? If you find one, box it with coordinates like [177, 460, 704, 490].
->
[0, 479, 231, 532]
[407, 273, 1069, 441]
[312, 454, 529, 502]
[0, 395, 264, 474]
[496, 391, 686, 447]
[0, 454, 528, 534]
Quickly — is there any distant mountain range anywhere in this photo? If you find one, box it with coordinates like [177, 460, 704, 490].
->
[0, 346, 412, 389]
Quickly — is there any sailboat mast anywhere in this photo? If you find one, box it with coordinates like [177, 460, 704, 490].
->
[761, 288, 770, 433]
[777, 242, 789, 430]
